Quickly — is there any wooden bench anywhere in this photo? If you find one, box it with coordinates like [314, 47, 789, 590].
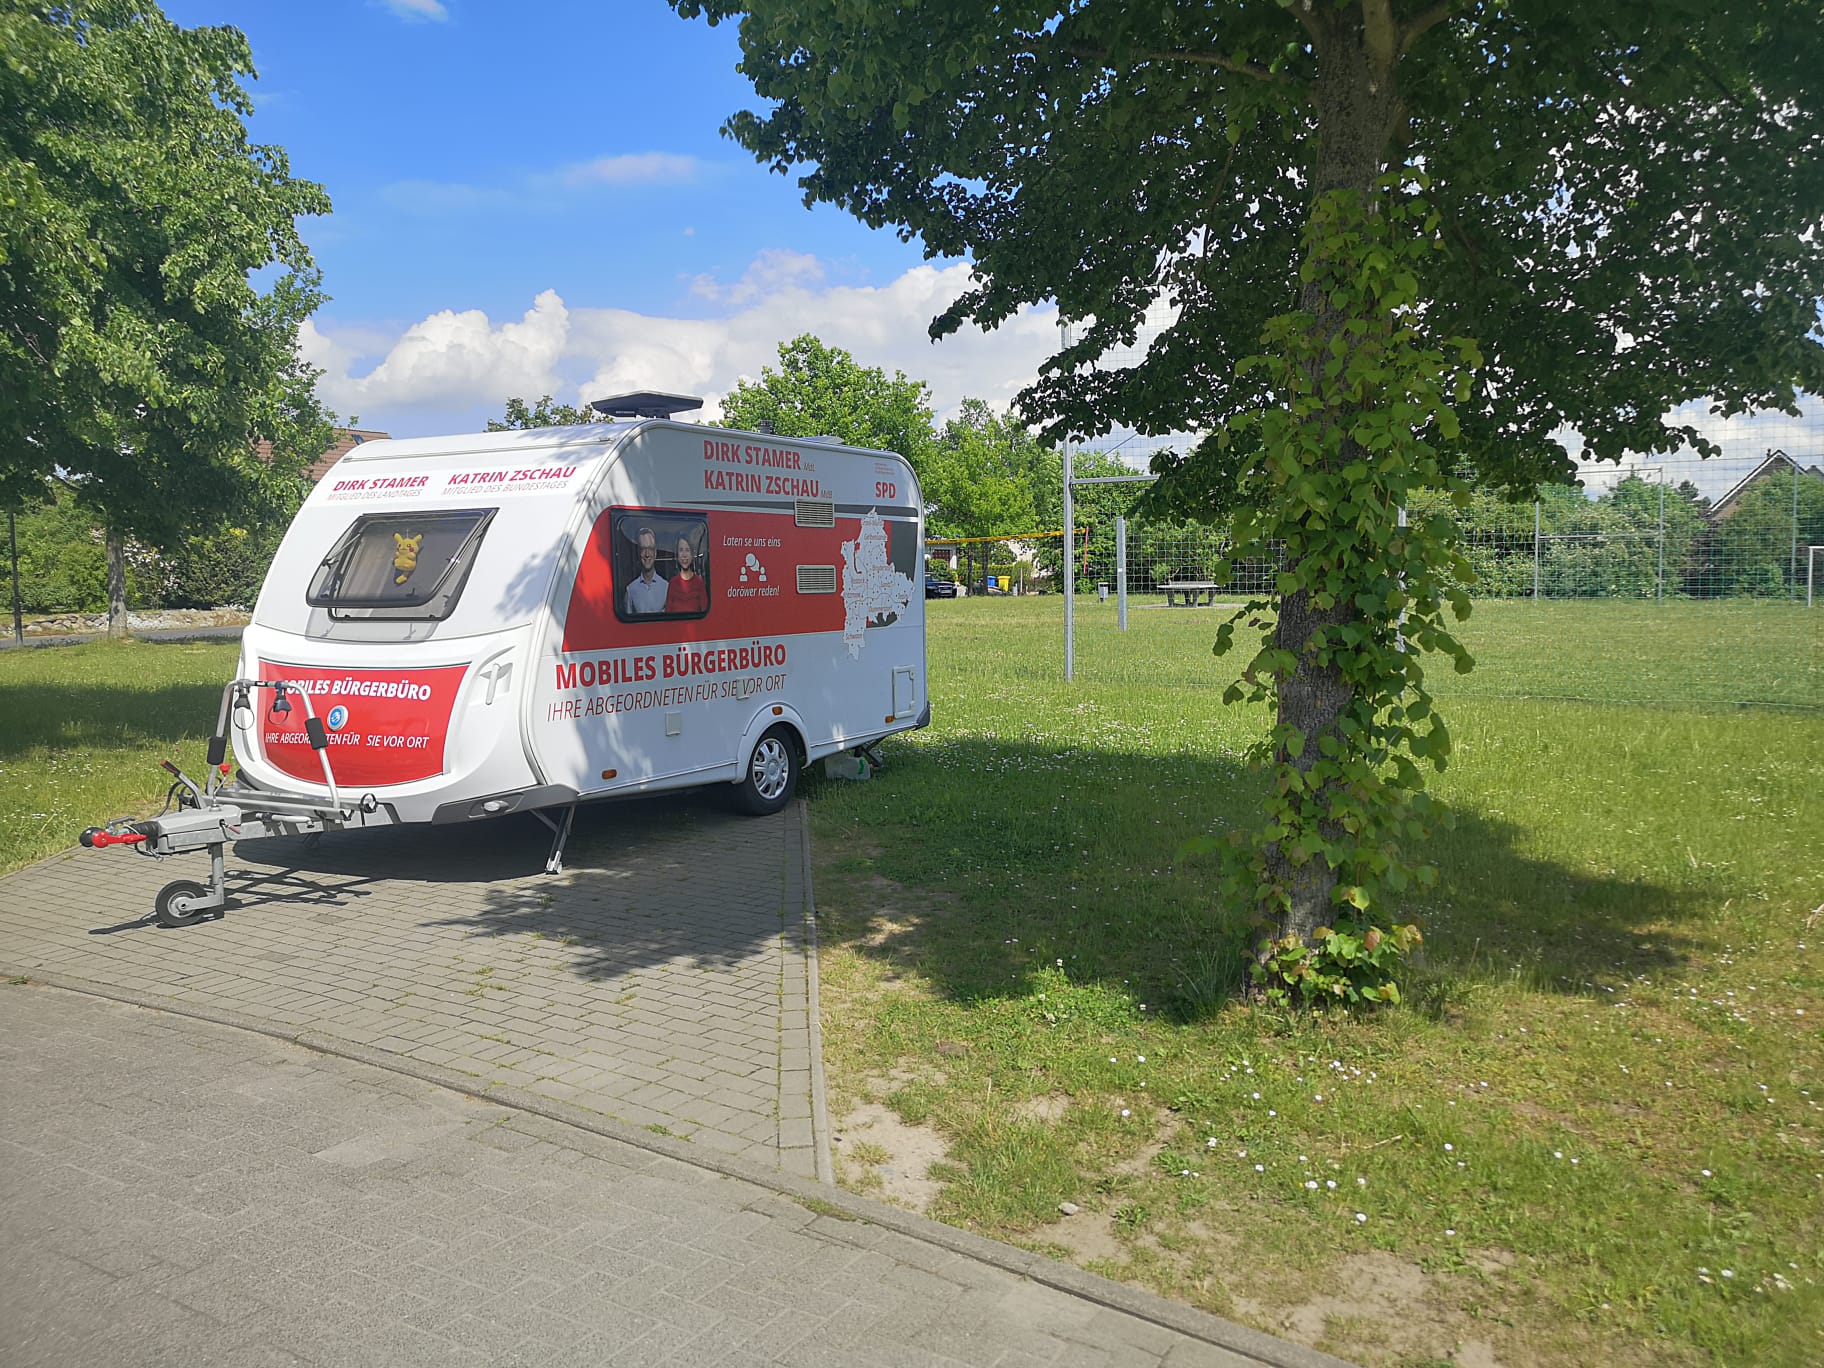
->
[1163, 581, 1220, 607]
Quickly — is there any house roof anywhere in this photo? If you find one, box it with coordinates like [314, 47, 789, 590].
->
[1711, 449, 1824, 520]
[253, 428, 392, 483]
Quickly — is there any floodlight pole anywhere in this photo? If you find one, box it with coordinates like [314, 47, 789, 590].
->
[1532, 501, 1541, 601]
[8, 509, 21, 644]
[1062, 322, 1075, 681]
[1115, 515, 1128, 631]
[1810, 545, 1822, 609]
[1657, 477, 1666, 602]
[1794, 456, 1803, 601]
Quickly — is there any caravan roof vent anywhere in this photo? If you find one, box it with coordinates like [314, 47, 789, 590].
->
[588, 391, 704, 420]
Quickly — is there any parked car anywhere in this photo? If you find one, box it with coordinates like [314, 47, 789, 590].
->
[924, 576, 958, 599]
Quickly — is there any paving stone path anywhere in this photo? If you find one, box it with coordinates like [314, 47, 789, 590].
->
[0, 790, 1350, 1368]
[0, 794, 820, 1176]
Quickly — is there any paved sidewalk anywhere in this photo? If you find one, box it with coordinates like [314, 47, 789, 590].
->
[0, 983, 1343, 1368]
[0, 794, 821, 1176]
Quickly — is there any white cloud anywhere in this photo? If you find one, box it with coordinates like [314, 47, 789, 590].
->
[377, 179, 515, 214]
[302, 256, 1062, 436]
[1572, 395, 1823, 501]
[379, 152, 708, 215]
[558, 153, 701, 187]
[307, 290, 571, 417]
[381, 0, 448, 21]
[687, 249, 825, 307]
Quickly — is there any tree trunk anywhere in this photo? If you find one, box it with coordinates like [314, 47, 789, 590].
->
[1267, 9, 1407, 944]
[106, 527, 128, 639]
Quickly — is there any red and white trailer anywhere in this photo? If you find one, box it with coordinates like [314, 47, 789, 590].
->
[81, 394, 927, 925]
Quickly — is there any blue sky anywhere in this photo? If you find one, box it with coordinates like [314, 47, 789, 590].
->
[162, 0, 1060, 437]
[160, 1, 1816, 501]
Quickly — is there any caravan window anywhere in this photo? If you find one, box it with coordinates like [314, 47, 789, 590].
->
[306, 508, 496, 620]
[612, 510, 711, 621]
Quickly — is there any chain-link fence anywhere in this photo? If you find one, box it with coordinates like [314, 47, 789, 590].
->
[1060, 444, 1824, 709]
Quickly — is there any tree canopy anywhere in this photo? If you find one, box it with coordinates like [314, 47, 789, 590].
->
[1, 0, 332, 543]
[486, 394, 598, 430]
[675, 0, 1824, 988]
[717, 333, 938, 470]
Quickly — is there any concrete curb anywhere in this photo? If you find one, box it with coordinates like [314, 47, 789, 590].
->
[798, 797, 836, 1186]
[5, 965, 1356, 1368]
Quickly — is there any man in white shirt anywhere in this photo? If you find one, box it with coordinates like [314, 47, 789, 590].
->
[625, 526, 669, 614]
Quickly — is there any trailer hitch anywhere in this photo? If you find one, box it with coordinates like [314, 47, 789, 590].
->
[78, 677, 379, 928]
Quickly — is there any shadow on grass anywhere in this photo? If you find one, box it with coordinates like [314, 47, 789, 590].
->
[0, 681, 231, 762]
[802, 735, 1722, 1015]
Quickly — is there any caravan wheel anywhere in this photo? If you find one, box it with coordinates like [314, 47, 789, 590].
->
[736, 726, 798, 816]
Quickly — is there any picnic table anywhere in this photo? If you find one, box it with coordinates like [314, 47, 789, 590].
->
[1162, 581, 1220, 607]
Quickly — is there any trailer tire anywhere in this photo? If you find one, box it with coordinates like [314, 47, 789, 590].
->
[735, 725, 798, 816]
[154, 879, 211, 929]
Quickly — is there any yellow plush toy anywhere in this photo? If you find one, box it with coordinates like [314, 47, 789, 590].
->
[392, 532, 422, 585]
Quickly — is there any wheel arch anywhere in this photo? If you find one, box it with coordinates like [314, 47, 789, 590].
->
[735, 703, 807, 778]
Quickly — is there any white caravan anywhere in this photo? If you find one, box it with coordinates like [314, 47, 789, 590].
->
[81, 394, 927, 925]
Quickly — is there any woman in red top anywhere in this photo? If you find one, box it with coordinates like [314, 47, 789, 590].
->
[665, 535, 709, 614]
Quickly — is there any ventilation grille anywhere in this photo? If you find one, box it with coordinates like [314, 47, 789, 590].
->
[794, 498, 836, 527]
[796, 565, 838, 595]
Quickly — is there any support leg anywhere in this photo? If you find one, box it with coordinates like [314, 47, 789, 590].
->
[533, 804, 577, 875]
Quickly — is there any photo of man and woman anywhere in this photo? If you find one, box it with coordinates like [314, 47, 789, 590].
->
[616, 512, 710, 620]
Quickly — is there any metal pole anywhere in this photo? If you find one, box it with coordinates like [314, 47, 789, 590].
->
[1115, 515, 1128, 631]
[1393, 510, 1408, 652]
[1657, 478, 1666, 602]
[1794, 457, 1803, 601]
[8, 509, 21, 645]
[1061, 323, 1075, 680]
[1533, 501, 1541, 602]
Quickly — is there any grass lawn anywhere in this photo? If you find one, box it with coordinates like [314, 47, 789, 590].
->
[0, 639, 242, 873]
[3, 611, 1819, 1365]
[809, 596, 1823, 1367]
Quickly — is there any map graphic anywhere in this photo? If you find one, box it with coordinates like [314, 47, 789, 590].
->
[839, 511, 914, 659]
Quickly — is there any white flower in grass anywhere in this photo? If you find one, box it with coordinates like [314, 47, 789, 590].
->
[1701, 1169, 1712, 1178]
[1137, 1055, 1145, 1063]
[1554, 1151, 1563, 1159]
[1326, 1180, 1337, 1190]
[1356, 1177, 1367, 1187]
[1722, 1269, 1734, 1279]
[1354, 1213, 1367, 1223]
[1206, 1137, 1219, 1149]
[1255, 1164, 1265, 1173]
[1120, 1108, 1130, 1118]
[1444, 1143, 1454, 1152]
[1445, 1228, 1456, 1236]
[1304, 1180, 1319, 1190]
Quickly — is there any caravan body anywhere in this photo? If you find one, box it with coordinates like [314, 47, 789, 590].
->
[234, 414, 927, 826]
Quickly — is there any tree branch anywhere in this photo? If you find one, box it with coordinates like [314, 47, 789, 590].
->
[1071, 44, 1299, 86]
[1286, 0, 1325, 46]
[1363, 0, 1400, 75]
[1399, 2, 1457, 58]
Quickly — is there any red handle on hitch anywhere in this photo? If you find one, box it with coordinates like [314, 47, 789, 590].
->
[80, 828, 147, 849]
